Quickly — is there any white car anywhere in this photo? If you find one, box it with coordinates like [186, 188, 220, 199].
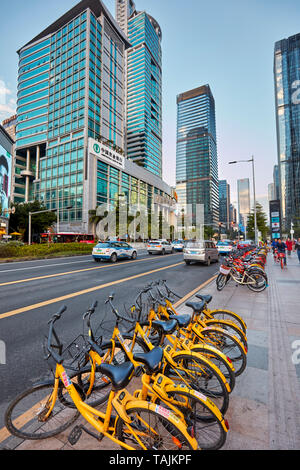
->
[92, 241, 137, 262]
[216, 241, 235, 255]
[171, 240, 185, 251]
[147, 240, 173, 255]
[184, 240, 219, 265]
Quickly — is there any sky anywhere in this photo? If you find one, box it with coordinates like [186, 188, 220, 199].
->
[1, 0, 300, 214]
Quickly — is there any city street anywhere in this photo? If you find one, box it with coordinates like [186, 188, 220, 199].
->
[1, 251, 299, 451]
[0, 250, 219, 436]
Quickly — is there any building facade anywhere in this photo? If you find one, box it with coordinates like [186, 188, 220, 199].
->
[115, 0, 136, 36]
[219, 179, 230, 230]
[237, 178, 250, 232]
[124, 10, 163, 177]
[176, 85, 219, 228]
[274, 33, 300, 230]
[14, 0, 172, 235]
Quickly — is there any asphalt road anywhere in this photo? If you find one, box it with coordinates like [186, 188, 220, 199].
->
[0, 250, 219, 434]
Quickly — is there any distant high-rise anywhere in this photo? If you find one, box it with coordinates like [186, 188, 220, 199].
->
[274, 33, 300, 230]
[273, 164, 280, 201]
[237, 178, 250, 230]
[219, 180, 230, 229]
[116, 1, 163, 178]
[268, 182, 275, 201]
[176, 85, 219, 228]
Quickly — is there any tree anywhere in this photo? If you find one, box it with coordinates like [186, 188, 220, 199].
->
[246, 202, 269, 240]
[9, 201, 57, 243]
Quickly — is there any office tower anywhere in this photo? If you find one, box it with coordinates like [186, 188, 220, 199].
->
[115, 0, 136, 35]
[115, 1, 162, 178]
[237, 178, 250, 231]
[273, 164, 280, 201]
[15, 0, 174, 235]
[176, 85, 219, 228]
[15, 0, 130, 230]
[219, 180, 230, 230]
[268, 182, 275, 201]
[274, 33, 300, 230]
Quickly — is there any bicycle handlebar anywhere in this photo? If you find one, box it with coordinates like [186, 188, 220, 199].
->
[47, 305, 67, 364]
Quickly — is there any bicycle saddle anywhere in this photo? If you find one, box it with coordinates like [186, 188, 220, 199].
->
[133, 347, 163, 374]
[195, 294, 212, 304]
[151, 319, 178, 335]
[168, 314, 191, 328]
[185, 300, 206, 313]
[97, 361, 134, 391]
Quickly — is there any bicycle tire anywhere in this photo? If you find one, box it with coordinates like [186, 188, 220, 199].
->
[216, 274, 227, 291]
[246, 272, 268, 292]
[162, 389, 227, 450]
[162, 353, 230, 416]
[203, 319, 248, 350]
[206, 309, 247, 334]
[189, 344, 236, 393]
[199, 328, 247, 376]
[115, 404, 196, 450]
[5, 383, 79, 440]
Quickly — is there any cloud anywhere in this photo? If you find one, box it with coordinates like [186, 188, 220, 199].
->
[0, 80, 16, 121]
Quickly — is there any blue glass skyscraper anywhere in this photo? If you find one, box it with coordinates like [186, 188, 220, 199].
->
[176, 85, 219, 228]
[116, 1, 162, 178]
[274, 33, 300, 230]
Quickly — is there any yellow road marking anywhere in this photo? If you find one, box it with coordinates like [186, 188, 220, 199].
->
[173, 274, 218, 308]
[0, 261, 184, 321]
[0, 255, 172, 288]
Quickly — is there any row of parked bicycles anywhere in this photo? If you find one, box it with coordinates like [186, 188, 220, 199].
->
[5, 280, 249, 451]
[216, 246, 268, 292]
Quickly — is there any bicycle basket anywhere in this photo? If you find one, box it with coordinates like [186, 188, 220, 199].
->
[61, 334, 90, 371]
[220, 265, 231, 275]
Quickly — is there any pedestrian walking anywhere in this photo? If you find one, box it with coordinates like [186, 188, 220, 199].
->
[295, 238, 300, 264]
[286, 238, 293, 256]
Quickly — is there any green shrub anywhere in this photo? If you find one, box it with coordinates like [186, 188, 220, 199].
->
[0, 242, 96, 259]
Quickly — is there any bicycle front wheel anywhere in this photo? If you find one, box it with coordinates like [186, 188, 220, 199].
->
[115, 404, 197, 450]
[216, 274, 227, 291]
[163, 353, 230, 416]
[206, 309, 247, 334]
[165, 389, 228, 450]
[5, 383, 79, 440]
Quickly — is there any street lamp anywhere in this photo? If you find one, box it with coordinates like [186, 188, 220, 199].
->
[228, 156, 258, 246]
[28, 208, 57, 246]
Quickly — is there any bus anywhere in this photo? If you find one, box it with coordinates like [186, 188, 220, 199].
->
[40, 232, 95, 244]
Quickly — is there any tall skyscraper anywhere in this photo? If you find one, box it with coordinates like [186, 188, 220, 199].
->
[219, 180, 230, 229]
[14, 0, 174, 235]
[273, 164, 280, 200]
[115, 0, 136, 35]
[176, 85, 219, 228]
[274, 33, 300, 230]
[124, 9, 162, 177]
[268, 182, 275, 201]
[237, 178, 250, 231]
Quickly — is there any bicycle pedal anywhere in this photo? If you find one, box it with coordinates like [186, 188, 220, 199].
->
[68, 426, 82, 445]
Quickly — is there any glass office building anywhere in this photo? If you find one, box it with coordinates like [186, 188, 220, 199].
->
[237, 178, 250, 231]
[14, 0, 173, 234]
[176, 85, 219, 228]
[219, 180, 230, 229]
[117, 6, 162, 178]
[274, 33, 300, 230]
[15, 0, 130, 231]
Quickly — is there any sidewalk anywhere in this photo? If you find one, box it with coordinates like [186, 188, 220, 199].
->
[5, 252, 300, 450]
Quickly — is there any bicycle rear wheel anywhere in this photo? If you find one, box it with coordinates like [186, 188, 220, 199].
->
[206, 309, 247, 334]
[216, 274, 227, 291]
[115, 404, 197, 450]
[5, 383, 79, 440]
